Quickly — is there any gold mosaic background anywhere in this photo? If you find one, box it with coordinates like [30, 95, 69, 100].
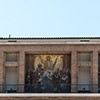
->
[34, 55, 63, 71]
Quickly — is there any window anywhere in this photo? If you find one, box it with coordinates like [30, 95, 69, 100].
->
[6, 53, 18, 62]
[78, 53, 91, 62]
[6, 67, 17, 90]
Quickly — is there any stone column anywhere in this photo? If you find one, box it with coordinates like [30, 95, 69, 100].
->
[71, 51, 77, 92]
[92, 50, 98, 93]
[0, 51, 4, 92]
[18, 51, 25, 93]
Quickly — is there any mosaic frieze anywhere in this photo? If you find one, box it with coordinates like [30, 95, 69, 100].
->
[25, 55, 71, 93]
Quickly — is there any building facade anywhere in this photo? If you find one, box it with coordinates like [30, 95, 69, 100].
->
[0, 37, 99, 93]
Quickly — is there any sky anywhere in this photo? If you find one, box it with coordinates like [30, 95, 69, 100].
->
[0, 0, 100, 38]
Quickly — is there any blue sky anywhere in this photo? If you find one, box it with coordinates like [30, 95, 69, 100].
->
[0, 0, 100, 37]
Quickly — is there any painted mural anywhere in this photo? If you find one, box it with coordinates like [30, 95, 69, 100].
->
[25, 55, 71, 93]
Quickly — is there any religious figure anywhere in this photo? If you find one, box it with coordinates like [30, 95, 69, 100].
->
[39, 55, 58, 71]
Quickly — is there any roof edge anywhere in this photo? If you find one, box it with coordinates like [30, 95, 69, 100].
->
[0, 37, 100, 39]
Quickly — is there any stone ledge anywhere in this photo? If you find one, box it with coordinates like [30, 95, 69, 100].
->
[0, 94, 100, 100]
[0, 93, 100, 97]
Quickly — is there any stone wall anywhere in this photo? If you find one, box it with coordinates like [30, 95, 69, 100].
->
[0, 44, 99, 92]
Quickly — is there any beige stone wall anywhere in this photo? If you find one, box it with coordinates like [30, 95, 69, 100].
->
[0, 44, 99, 92]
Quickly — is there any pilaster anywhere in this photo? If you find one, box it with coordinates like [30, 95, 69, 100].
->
[18, 51, 25, 92]
[71, 51, 77, 92]
[92, 50, 98, 92]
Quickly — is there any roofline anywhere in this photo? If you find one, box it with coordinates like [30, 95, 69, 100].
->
[1, 37, 100, 39]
